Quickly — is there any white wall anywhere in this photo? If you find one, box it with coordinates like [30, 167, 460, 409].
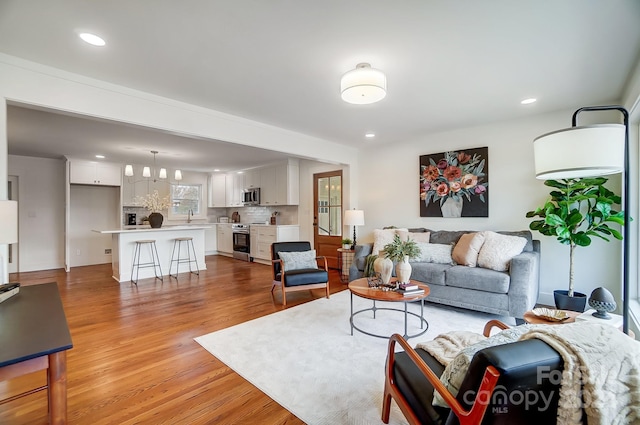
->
[357, 110, 624, 307]
[69, 185, 119, 267]
[8, 155, 66, 272]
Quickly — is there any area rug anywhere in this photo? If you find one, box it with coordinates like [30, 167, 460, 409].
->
[195, 290, 512, 425]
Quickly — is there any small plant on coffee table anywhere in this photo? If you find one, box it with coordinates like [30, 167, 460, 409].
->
[383, 235, 421, 262]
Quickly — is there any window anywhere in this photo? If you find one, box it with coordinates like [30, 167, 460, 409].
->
[170, 184, 201, 216]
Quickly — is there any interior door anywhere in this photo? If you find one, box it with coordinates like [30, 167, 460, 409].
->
[313, 171, 342, 269]
[7, 175, 18, 273]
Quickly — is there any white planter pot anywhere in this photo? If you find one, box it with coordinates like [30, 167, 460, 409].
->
[396, 256, 412, 283]
[373, 251, 393, 285]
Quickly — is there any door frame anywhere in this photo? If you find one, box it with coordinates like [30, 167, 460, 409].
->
[313, 170, 343, 269]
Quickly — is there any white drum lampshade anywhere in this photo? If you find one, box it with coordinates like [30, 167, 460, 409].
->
[344, 209, 365, 248]
[341, 63, 386, 105]
[533, 124, 625, 179]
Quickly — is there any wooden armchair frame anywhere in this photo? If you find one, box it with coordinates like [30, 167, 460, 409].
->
[271, 255, 330, 306]
[382, 320, 510, 425]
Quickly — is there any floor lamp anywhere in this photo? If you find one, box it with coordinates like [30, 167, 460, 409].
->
[533, 105, 630, 334]
[344, 209, 365, 250]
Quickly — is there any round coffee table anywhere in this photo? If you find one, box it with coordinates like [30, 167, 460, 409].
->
[348, 278, 430, 339]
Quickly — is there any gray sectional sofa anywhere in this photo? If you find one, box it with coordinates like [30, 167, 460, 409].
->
[348, 228, 540, 322]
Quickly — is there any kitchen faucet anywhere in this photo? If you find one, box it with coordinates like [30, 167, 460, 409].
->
[187, 209, 193, 223]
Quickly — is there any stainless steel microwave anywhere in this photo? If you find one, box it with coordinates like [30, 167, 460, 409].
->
[242, 187, 260, 205]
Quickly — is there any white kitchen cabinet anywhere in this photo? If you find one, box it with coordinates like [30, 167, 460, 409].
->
[243, 169, 260, 189]
[217, 223, 233, 254]
[225, 173, 244, 207]
[251, 225, 300, 263]
[249, 227, 259, 259]
[205, 226, 218, 255]
[259, 166, 276, 205]
[259, 159, 299, 206]
[69, 160, 121, 186]
[208, 174, 226, 207]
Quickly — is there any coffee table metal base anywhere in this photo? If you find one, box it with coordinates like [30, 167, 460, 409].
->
[349, 292, 429, 340]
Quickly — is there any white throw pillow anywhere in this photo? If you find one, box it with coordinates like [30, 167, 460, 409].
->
[278, 250, 318, 271]
[477, 231, 527, 272]
[432, 326, 533, 408]
[372, 228, 408, 256]
[411, 243, 454, 264]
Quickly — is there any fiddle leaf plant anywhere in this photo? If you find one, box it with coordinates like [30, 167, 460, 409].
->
[525, 177, 625, 297]
[383, 234, 422, 262]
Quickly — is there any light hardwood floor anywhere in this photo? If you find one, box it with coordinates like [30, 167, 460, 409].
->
[0, 255, 346, 424]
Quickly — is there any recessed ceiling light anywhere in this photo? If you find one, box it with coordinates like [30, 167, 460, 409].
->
[521, 98, 537, 105]
[79, 32, 106, 47]
[95, 154, 105, 159]
[365, 132, 376, 138]
[214, 169, 221, 172]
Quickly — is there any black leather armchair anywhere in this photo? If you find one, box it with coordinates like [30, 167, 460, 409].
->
[383, 321, 565, 425]
[270, 241, 330, 306]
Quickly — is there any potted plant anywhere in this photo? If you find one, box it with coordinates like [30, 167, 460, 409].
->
[526, 177, 625, 312]
[383, 234, 422, 283]
[341, 238, 353, 249]
[138, 190, 171, 228]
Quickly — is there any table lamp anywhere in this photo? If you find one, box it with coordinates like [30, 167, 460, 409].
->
[533, 105, 630, 334]
[344, 209, 364, 250]
[0, 200, 18, 283]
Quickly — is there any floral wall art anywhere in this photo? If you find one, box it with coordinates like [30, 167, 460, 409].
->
[419, 147, 489, 217]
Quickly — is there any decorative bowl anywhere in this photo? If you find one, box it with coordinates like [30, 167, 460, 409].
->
[531, 307, 570, 322]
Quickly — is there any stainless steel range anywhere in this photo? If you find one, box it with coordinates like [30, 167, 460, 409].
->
[232, 224, 251, 261]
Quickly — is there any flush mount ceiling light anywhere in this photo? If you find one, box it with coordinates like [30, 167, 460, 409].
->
[125, 150, 182, 182]
[79, 32, 106, 46]
[365, 132, 376, 138]
[341, 63, 386, 105]
[521, 98, 537, 105]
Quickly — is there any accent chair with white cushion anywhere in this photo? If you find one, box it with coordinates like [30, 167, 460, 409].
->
[271, 241, 330, 306]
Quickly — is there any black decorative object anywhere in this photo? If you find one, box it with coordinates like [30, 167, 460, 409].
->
[588, 287, 617, 320]
[148, 212, 163, 228]
[553, 290, 587, 313]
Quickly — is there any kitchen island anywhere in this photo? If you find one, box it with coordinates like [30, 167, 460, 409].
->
[94, 226, 211, 282]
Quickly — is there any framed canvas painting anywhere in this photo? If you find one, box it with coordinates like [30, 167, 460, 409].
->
[419, 147, 489, 217]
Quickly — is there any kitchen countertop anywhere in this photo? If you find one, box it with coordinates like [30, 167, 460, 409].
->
[93, 225, 214, 234]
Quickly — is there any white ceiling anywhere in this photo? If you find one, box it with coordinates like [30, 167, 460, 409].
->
[1, 0, 639, 172]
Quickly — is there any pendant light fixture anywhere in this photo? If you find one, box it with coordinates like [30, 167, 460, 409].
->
[340, 63, 387, 105]
[124, 150, 182, 182]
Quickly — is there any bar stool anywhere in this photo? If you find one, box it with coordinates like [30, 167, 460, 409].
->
[130, 239, 163, 284]
[169, 237, 200, 278]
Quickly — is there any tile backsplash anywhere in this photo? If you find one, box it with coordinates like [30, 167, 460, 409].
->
[123, 205, 298, 226]
[208, 205, 298, 225]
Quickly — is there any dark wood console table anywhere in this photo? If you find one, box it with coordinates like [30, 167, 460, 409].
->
[0, 283, 73, 424]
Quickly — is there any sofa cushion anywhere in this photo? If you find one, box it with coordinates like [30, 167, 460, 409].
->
[498, 230, 534, 252]
[372, 228, 408, 256]
[452, 232, 485, 267]
[410, 262, 452, 286]
[445, 266, 510, 293]
[412, 243, 454, 264]
[477, 231, 527, 272]
[398, 230, 430, 243]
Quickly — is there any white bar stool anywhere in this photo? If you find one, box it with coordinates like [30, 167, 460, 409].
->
[130, 239, 163, 284]
[169, 237, 200, 278]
